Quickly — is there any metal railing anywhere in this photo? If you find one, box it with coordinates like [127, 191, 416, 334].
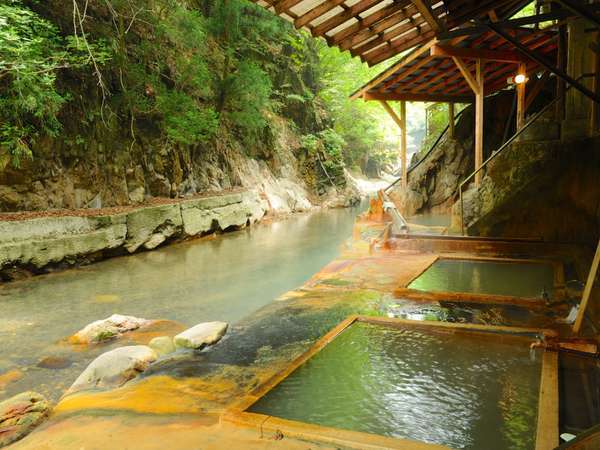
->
[458, 75, 591, 235]
[384, 107, 466, 193]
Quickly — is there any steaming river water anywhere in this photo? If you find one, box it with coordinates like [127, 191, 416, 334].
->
[0, 206, 363, 402]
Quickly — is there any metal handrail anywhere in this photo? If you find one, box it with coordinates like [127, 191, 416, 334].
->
[458, 75, 591, 235]
[384, 107, 466, 192]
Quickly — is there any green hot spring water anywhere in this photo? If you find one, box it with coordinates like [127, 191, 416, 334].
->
[250, 322, 542, 450]
[408, 258, 554, 298]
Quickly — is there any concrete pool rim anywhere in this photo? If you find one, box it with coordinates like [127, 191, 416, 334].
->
[395, 254, 566, 309]
[221, 315, 559, 450]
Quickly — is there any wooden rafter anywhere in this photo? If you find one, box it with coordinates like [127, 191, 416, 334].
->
[311, 0, 384, 37]
[295, 0, 346, 28]
[411, 0, 445, 32]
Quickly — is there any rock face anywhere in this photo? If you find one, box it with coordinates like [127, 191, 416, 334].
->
[69, 314, 151, 344]
[390, 92, 514, 216]
[0, 190, 268, 281]
[68, 346, 157, 393]
[0, 391, 50, 447]
[452, 136, 600, 244]
[148, 336, 176, 357]
[174, 322, 228, 350]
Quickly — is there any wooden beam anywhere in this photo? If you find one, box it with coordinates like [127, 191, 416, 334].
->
[556, 0, 600, 29]
[273, 0, 302, 15]
[294, 0, 346, 28]
[432, 44, 527, 63]
[411, 0, 444, 32]
[366, 29, 437, 66]
[516, 63, 526, 130]
[448, 102, 455, 138]
[350, 39, 437, 99]
[573, 240, 600, 335]
[311, 0, 383, 37]
[474, 59, 484, 187]
[452, 56, 480, 94]
[485, 21, 600, 104]
[591, 31, 599, 136]
[400, 100, 407, 188]
[535, 351, 559, 450]
[379, 100, 404, 130]
[364, 92, 473, 103]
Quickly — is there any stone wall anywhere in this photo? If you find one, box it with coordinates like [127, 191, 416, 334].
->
[0, 191, 267, 280]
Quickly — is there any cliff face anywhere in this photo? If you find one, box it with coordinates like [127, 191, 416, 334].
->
[389, 92, 514, 215]
[0, 1, 357, 213]
[456, 137, 600, 244]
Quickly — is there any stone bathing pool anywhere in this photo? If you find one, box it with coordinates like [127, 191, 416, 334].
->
[0, 206, 364, 402]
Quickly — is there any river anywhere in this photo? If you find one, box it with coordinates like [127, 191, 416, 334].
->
[0, 206, 363, 402]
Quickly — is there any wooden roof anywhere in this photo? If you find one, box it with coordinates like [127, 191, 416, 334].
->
[251, 0, 530, 66]
[350, 28, 558, 103]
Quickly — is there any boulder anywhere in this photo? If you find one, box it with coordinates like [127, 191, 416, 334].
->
[68, 345, 157, 393]
[69, 314, 152, 344]
[0, 391, 50, 447]
[148, 336, 176, 357]
[174, 322, 228, 350]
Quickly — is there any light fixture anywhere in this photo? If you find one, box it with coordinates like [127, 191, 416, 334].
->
[507, 73, 529, 85]
[514, 73, 527, 84]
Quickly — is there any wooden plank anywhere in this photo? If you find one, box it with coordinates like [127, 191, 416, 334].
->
[311, 0, 383, 37]
[475, 59, 484, 186]
[295, 0, 346, 28]
[330, 2, 406, 45]
[535, 351, 559, 450]
[448, 102, 455, 138]
[516, 63, 526, 130]
[411, 0, 444, 32]
[573, 240, 600, 334]
[431, 44, 526, 63]
[400, 100, 407, 188]
[363, 92, 473, 103]
[591, 31, 599, 135]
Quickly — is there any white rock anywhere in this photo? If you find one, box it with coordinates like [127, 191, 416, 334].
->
[174, 321, 228, 349]
[68, 345, 157, 393]
[149, 336, 176, 356]
[69, 314, 151, 344]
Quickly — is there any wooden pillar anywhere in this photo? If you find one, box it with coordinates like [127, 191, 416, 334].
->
[448, 102, 455, 139]
[400, 101, 407, 188]
[474, 59, 484, 187]
[591, 32, 599, 136]
[516, 63, 527, 131]
[555, 24, 566, 122]
[573, 240, 600, 335]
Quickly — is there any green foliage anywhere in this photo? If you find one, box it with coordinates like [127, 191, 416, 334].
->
[156, 92, 219, 145]
[0, 0, 109, 167]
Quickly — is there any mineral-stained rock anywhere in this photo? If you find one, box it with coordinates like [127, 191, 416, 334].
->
[174, 322, 228, 350]
[69, 314, 152, 344]
[68, 346, 157, 393]
[0, 391, 50, 447]
[0, 369, 23, 390]
[37, 356, 72, 370]
[148, 336, 176, 357]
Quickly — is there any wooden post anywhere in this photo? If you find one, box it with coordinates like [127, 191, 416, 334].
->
[448, 102, 455, 139]
[573, 240, 600, 335]
[591, 32, 599, 136]
[517, 63, 527, 131]
[475, 59, 484, 187]
[400, 101, 407, 188]
[556, 24, 567, 122]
